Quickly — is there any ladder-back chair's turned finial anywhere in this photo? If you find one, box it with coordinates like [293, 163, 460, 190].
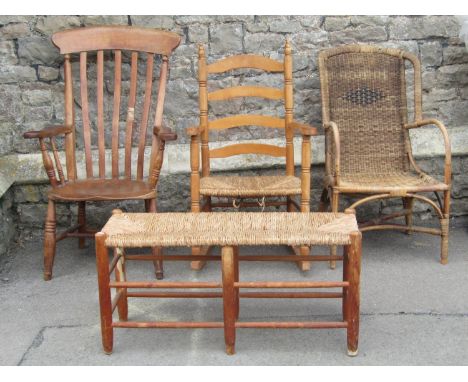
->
[318, 44, 451, 267]
[23, 26, 181, 281]
[187, 40, 318, 271]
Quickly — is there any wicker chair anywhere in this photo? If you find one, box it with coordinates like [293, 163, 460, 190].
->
[318, 45, 451, 267]
[23, 26, 181, 280]
[188, 41, 318, 270]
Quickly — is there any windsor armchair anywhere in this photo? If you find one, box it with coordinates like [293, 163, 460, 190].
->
[188, 41, 317, 271]
[23, 26, 181, 280]
[318, 45, 451, 267]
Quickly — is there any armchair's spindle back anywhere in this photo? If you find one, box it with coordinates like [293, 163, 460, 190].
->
[53, 26, 181, 182]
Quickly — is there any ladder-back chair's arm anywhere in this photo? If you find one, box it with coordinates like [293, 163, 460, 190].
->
[154, 126, 178, 141]
[289, 121, 318, 137]
[324, 122, 341, 186]
[186, 126, 201, 137]
[23, 125, 72, 187]
[404, 119, 452, 185]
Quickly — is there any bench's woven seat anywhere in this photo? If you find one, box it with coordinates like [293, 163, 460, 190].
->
[102, 211, 358, 248]
[199, 176, 302, 197]
[337, 171, 449, 194]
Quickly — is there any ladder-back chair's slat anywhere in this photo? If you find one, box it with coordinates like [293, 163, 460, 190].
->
[97, 50, 105, 178]
[149, 57, 169, 184]
[209, 115, 285, 130]
[137, 53, 154, 181]
[207, 55, 284, 74]
[63, 54, 76, 180]
[124, 51, 139, 179]
[209, 143, 286, 158]
[208, 86, 284, 101]
[284, 41, 294, 176]
[111, 50, 122, 179]
[79, 51, 93, 178]
[198, 45, 210, 177]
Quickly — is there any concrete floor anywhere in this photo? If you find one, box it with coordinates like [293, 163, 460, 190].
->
[0, 225, 467, 365]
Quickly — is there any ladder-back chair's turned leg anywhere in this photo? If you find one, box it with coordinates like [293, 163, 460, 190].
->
[95, 232, 113, 355]
[345, 231, 361, 357]
[43, 199, 57, 281]
[440, 190, 451, 265]
[330, 190, 340, 269]
[222, 246, 236, 355]
[78, 201, 86, 248]
[319, 188, 330, 212]
[146, 199, 163, 279]
[233, 246, 240, 320]
[402, 197, 414, 235]
[114, 248, 128, 321]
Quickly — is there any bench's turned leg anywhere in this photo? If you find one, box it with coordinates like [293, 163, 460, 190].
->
[345, 231, 362, 357]
[222, 246, 236, 355]
[233, 246, 240, 320]
[330, 191, 340, 269]
[115, 248, 128, 321]
[95, 232, 113, 355]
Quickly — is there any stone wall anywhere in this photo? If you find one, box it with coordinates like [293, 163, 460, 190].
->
[1, 15, 468, 255]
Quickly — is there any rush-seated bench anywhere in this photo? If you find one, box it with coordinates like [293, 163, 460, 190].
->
[95, 210, 361, 356]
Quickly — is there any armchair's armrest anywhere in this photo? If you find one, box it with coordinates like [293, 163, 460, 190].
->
[186, 126, 201, 137]
[153, 126, 177, 141]
[23, 125, 72, 139]
[323, 121, 341, 184]
[289, 121, 318, 136]
[404, 118, 451, 184]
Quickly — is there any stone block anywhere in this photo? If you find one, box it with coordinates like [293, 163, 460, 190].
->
[244, 33, 284, 53]
[329, 25, 388, 44]
[21, 87, 52, 106]
[269, 19, 302, 33]
[245, 18, 269, 33]
[0, 22, 30, 39]
[443, 45, 468, 65]
[38, 66, 59, 82]
[188, 24, 209, 43]
[209, 23, 244, 56]
[389, 16, 460, 40]
[18, 36, 61, 66]
[0, 40, 18, 65]
[0, 121, 14, 156]
[35, 16, 81, 35]
[350, 16, 389, 26]
[420, 41, 443, 67]
[81, 15, 128, 26]
[130, 16, 175, 30]
[295, 16, 322, 29]
[0, 16, 29, 25]
[323, 16, 351, 31]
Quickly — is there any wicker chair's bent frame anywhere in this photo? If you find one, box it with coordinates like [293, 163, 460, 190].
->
[318, 45, 451, 267]
[23, 26, 181, 280]
[188, 41, 318, 271]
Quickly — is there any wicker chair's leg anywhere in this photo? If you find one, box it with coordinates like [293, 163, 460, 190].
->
[440, 190, 450, 265]
[146, 199, 163, 279]
[222, 246, 236, 355]
[402, 197, 414, 235]
[330, 190, 340, 269]
[78, 201, 86, 248]
[43, 199, 57, 281]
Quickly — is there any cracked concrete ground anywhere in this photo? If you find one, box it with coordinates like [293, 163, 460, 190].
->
[0, 224, 467, 365]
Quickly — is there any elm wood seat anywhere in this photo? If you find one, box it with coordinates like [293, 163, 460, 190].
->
[188, 41, 318, 271]
[23, 26, 181, 280]
[95, 210, 361, 356]
[318, 45, 452, 268]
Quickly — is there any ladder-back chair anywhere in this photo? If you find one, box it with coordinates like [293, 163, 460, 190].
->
[188, 41, 318, 270]
[23, 26, 181, 280]
[318, 45, 451, 267]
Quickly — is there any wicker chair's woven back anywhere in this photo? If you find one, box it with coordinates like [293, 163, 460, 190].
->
[320, 46, 418, 176]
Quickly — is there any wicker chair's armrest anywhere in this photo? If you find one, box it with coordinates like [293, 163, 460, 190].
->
[153, 126, 177, 141]
[289, 121, 318, 136]
[186, 126, 201, 137]
[404, 119, 451, 184]
[23, 125, 72, 139]
[323, 121, 341, 183]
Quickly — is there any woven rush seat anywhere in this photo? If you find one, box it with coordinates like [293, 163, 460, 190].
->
[337, 172, 449, 194]
[199, 175, 302, 197]
[102, 211, 358, 248]
[49, 179, 156, 201]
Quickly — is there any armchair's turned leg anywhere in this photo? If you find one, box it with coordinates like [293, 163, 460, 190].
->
[345, 232, 361, 357]
[95, 233, 113, 355]
[440, 190, 450, 265]
[222, 246, 236, 355]
[147, 199, 163, 279]
[114, 248, 128, 321]
[78, 201, 86, 248]
[330, 191, 340, 269]
[43, 199, 57, 281]
[402, 197, 414, 235]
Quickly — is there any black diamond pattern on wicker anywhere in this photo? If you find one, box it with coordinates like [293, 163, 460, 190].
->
[342, 86, 385, 106]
